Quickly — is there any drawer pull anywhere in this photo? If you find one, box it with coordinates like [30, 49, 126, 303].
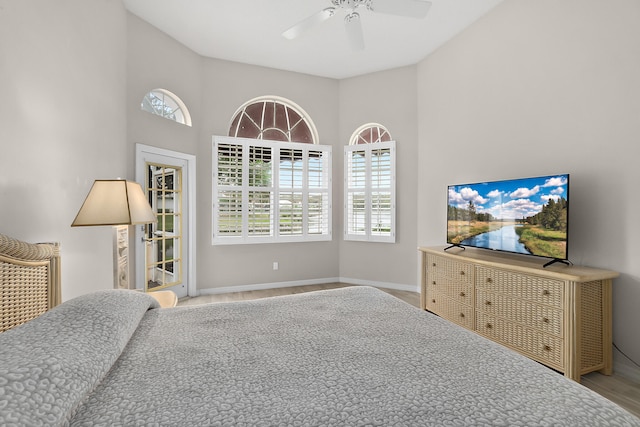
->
[485, 300, 492, 306]
[543, 317, 550, 323]
[432, 263, 436, 267]
[459, 292, 466, 297]
[432, 299, 436, 303]
[460, 271, 465, 276]
[542, 290, 550, 296]
[486, 277, 493, 283]
[543, 345, 552, 352]
[486, 323, 493, 329]
[459, 313, 465, 318]
[432, 281, 436, 285]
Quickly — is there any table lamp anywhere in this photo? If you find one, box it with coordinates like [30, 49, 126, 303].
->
[71, 179, 157, 289]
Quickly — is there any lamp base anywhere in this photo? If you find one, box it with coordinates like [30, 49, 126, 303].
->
[113, 225, 130, 289]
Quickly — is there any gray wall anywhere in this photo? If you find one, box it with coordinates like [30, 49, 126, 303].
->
[196, 59, 342, 290]
[126, 13, 203, 160]
[126, 15, 421, 292]
[127, 14, 345, 290]
[338, 67, 420, 288]
[0, 0, 128, 300]
[417, 0, 640, 377]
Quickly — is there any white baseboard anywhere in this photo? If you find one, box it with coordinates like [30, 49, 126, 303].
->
[197, 277, 419, 296]
[197, 277, 341, 296]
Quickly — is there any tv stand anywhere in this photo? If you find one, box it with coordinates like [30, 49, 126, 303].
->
[444, 244, 465, 251]
[419, 246, 619, 383]
[543, 258, 572, 268]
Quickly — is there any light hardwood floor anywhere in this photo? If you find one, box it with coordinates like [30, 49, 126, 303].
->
[178, 283, 640, 419]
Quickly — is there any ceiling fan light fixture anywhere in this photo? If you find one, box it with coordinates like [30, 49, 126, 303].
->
[345, 11, 360, 22]
[332, 0, 368, 9]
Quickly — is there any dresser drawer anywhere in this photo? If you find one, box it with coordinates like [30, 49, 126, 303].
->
[475, 267, 564, 308]
[426, 293, 474, 330]
[476, 289, 563, 337]
[426, 278, 473, 306]
[427, 254, 473, 284]
[476, 312, 564, 370]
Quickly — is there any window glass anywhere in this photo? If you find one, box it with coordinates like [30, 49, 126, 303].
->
[229, 96, 317, 144]
[141, 88, 192, 127]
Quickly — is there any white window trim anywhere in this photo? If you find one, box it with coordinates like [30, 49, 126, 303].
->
[213, 136, 332, 245]
[344, 141, 396, 243]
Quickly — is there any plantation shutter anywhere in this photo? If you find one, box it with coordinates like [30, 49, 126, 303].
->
[344, 141, 396, 243]
[213, 136, 332, 244]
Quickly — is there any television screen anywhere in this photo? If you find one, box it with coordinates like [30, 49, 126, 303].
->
[447, 174, 569, 261]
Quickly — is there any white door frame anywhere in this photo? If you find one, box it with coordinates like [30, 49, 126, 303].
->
[135, 143, 197, 297]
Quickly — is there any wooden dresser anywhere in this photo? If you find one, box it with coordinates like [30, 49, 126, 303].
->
[419, 246, 619, 382]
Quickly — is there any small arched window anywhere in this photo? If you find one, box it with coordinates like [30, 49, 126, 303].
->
[228, 96, 318, 144]
[350, 123, 392, 145]
[345, 123, 396, 242]
[141, 88, 192, 127]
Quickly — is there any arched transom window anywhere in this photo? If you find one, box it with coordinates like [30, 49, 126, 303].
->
[345, 123, 396, 243]
[228, 96, 318, 144]
[350, 123, 392, 145]
[141, 88, 192, 127]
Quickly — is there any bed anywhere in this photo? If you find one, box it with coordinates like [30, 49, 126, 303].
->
[1, 233, 639, 426]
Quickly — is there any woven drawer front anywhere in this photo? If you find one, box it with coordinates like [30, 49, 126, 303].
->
[476, 312, 564, 370]
[475, 267, 563, 308]
[426, 278, 473, 305]
[476, 289, 563, 337]
[426, 293, 474, 330]
[427, 254, 473, 284]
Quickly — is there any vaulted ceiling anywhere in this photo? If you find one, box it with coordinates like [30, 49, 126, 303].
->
[123, 0, 505, 79]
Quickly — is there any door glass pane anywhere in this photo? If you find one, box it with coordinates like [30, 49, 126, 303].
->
[145, 163, 182, 291]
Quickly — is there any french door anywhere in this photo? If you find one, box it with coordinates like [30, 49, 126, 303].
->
[135, 144, 196, 298]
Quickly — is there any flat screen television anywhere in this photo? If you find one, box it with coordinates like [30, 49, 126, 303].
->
[446, 174, 570, 267]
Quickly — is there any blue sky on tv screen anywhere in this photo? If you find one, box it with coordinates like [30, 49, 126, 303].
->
[448, 175, 569, 220]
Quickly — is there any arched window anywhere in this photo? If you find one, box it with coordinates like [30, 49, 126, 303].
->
[141, 88, 192, 127]
[213, 96, 330, 244]
[228, 96, 318, 144]
[350, 123, 392, 145]
[345, 123, 396, 242]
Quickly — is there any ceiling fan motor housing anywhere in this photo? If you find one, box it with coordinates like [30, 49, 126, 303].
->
[331, 0, 370, 11]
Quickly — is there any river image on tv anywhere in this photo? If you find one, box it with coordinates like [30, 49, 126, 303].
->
[447, 174, 569, 261]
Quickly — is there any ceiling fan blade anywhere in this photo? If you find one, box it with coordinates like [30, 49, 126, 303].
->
[344, 12, 364, 51]
[282, 7, 336, 40]
[370, 0, 432, 18]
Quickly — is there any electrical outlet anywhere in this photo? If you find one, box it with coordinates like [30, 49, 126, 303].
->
[273, 262, 279, 270]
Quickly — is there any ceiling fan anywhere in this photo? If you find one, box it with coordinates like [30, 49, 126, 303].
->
[282, 0, 432, 51]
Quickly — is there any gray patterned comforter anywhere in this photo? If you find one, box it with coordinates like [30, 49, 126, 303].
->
[1, 286, 638, 426]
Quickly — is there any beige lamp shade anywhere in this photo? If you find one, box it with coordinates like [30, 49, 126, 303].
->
[71, 180, 157, 226]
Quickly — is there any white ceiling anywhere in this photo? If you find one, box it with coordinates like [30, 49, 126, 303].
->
[123, 0, 505, 79]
